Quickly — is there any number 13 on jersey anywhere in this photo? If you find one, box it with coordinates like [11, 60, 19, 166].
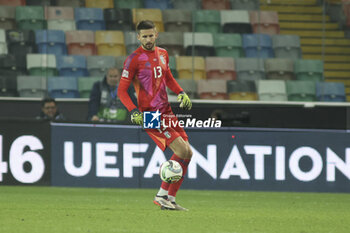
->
[153, 66, 162, 79]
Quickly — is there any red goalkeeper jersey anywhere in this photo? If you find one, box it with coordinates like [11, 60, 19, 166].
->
[117, 46, 183, 113]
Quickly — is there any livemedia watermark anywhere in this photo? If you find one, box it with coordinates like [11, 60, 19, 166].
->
[143, 110, 222, 129]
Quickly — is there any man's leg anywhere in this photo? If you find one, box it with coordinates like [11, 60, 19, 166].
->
[168, 138, 192, 198]
[151, 121, 192, 210]
[156, 137, 192, 210]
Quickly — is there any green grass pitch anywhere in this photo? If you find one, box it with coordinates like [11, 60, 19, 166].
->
[0, 186, 349, 233]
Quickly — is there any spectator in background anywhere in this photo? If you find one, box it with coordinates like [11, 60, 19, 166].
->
[37, 97, 65, 121]
[88, 67, 136, 122]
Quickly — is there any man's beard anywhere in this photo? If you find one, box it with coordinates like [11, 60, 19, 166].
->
[144, 42, 154, 50]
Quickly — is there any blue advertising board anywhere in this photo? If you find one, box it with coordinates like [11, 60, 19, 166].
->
[51, 123, 350, 192]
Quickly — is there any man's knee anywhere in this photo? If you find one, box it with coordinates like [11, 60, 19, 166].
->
[174, 143, 192, 159]
[170, 137, 193, 159]
[178, 143, 192, 159]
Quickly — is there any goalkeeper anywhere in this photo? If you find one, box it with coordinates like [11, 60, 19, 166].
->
[117, 20, 192, 211]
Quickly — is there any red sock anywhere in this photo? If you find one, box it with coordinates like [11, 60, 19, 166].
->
[160, 181, 170, 191]
[168, 154, 190, 197]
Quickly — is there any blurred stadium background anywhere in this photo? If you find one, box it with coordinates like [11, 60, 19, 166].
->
[1, 1, 350, 232]
[0, 0, 350, 102]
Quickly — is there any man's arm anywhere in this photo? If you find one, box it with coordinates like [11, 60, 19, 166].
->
[117, 55, 138, 112]
[165, 68, 183, 95]
[164, 52, 192, 110]
[117, 79, 137, 112]
[165, 66, 192, 110]
[164, 52, 183, 94]
[118, 77, 143, 125]
[127, 85, 138, 107]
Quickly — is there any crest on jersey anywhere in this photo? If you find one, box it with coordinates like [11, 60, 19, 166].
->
[160, 55, 166, 65]
[122, 69, 129, 78]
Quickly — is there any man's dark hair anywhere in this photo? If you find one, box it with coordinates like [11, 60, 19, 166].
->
[41, 97, 57, 107]
[136, 20, 155, 33]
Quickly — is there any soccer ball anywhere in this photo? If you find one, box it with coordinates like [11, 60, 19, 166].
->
[159, 160, 183, 184]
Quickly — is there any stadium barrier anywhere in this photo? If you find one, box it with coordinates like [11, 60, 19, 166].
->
[1, 119, 350, 193]
[0, 98, 350, 129]
[0, 119, 51, 185]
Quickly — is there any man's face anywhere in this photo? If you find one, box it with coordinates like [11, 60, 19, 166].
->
[42, 102, 57, 119]
[106, 69, 120, 87]
[137, 28, 158, 51]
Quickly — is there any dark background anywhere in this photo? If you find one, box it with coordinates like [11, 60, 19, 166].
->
[0, 119, 51, 185]
[0, 98, 348, 129]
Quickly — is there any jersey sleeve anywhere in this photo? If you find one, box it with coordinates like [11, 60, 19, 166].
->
[164, 52, 183, 95]
[117, 54, 138, 112]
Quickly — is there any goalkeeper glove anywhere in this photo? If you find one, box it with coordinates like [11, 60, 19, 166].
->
[177, 92, 192, 110]
[130, 109, 143, 126]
